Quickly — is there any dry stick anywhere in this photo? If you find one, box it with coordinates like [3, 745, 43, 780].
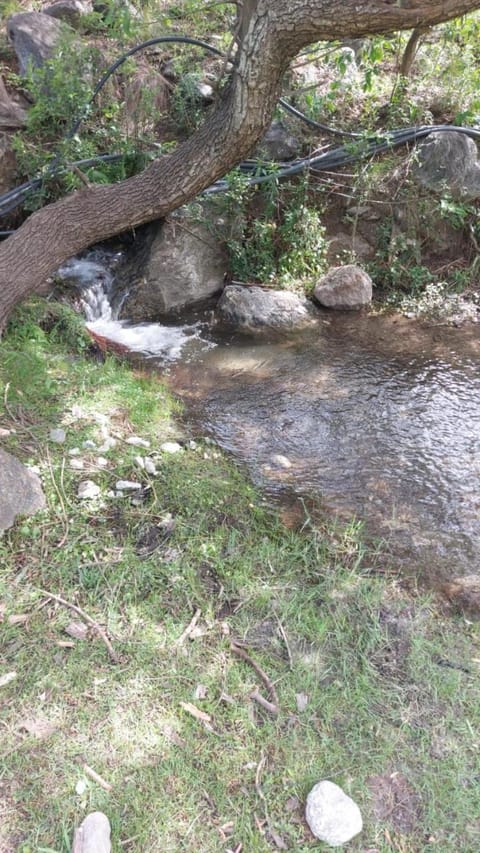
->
[38, 589, 120, 663]
[83, 762, 113, 791]
[230, 642, 279, 712]
[250, 689, 278, 716]
[176, 608, 201, 645]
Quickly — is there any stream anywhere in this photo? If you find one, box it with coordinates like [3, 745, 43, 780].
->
[59, 252, 480, 584]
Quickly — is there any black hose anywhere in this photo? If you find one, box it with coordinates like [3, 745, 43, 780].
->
[1, 33, 479, 231]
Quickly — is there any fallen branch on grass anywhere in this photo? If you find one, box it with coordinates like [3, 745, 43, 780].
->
[38, 589, 120, 664]
[230, 642, 279, 715]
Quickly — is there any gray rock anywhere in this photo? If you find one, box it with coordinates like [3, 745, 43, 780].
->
[45, 0, 93, 28]
[257, 120, 300, 161]
[115, 480, 141, 491]
[7, 12, 71, 76]
[0, 449, 46, 532]
[72, 811, 111, 853]
[305, 780, 363, 847]
[218, 285, 319, 331]
[115, 211, 227, 321]
[160, 441, 182, 454]
[413, 131, 480, 201]
[326, 231, 375, 264]
[49, 427, 66, 444]
[314, 264, 372, 310]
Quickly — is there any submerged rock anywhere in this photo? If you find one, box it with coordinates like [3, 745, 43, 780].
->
[217, 285, 320, 331]
[0, 449, 46, 532]
[305, 780, 363, 847]
[313, 264, 372, 310]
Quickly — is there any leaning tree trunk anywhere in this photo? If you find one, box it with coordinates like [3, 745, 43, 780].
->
[0, 0, 478, 332]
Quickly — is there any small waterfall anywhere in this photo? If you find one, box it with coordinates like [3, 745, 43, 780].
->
[55, 249, 216, 361]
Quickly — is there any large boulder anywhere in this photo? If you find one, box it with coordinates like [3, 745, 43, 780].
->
[217, 284, 320, 331]
[115, 211, 227, 321]
[413, 131, 480, 201]
[257, 120, 300, 161]
[45, 1, 93, 29]
[7, 11, 71, 76]
[313, 264, 372, 310]
[0, 449, 46, 532]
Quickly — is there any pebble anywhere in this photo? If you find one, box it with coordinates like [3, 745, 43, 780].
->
[96, 457, 109, 467]
[115, 480, 142, 491]
[160, 441, 182, 454]
[272, 454, 292, 469]
[70, 459, 84, 470]
[77, 480, 101, 499]
[98, 437, 116, 452]
[134, 455, 145, 469]
[82, 440, 97, 450]
[305, 780, 362, 847]
[68, 447, 81, 456]
[49, 428, 66, 444]
[126, 436, 150, 448]
[144, 458, 157, 475]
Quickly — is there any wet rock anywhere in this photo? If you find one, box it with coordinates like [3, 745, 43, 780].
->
[115, 210, 227, 321]
[257, 120, 300, 161]
[217, 285, 319, 331]
[72, 811, 111, 853]
[441, 575, 480, 613]
[45, 0, 93, 28]
[0, 449, 46, 532]
[305, 780, 363, 847]
[7, 12, 72, 76]
[413, 131, 480, 201]
[313, 264, 372, 310]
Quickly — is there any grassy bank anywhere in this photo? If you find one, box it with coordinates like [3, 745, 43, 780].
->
[1, 302, 479, 852]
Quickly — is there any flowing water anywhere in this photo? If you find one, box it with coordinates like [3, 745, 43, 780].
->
[60, 252, 480, 583]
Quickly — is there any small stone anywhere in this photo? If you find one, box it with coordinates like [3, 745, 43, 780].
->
[115, 480, 142, 491]
[96, 457, 109, 467]
[144, 458, 157, 475]
[49, 428, 66, 444]
[126, 436, 150, 448]
[82, 440, 97, 450]
[271, 454, 292, 469]
[70, 459, 84, 470]
[160, 441, 182, 454]
[134, 455, 145, 469]
[77, 481, 101, 499]
[68, 447, 81, 456]
[305, 780, 363, 847]
[97, 437, 116, 452]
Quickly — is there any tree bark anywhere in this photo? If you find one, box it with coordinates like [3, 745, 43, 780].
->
[0, 0, 478, 331]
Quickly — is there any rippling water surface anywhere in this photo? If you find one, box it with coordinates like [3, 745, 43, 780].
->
[167, 313, 480, 581]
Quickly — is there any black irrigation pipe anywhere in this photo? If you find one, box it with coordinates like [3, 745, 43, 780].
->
[1, 33, 479, 236]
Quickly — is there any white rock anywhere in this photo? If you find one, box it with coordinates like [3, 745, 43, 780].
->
[271, 454, 292, 469]
[68, 447, 81, 456]
[160, 441, 182, 454]
[115, 480, 142, 491]
[72, 810, 111, 853]
[96, 457, 109, 467]
[82, 440, 97, 450]
[98, 437, 116, 452]
[144, 458, 157, 475]
[70, 459, 84, 470]
[49, 428, 66, 444]
[134, 455, 145, 469]
[77, 480, 100, 499]
[126, 436, 150, 448]
[305, 780, 362, 847]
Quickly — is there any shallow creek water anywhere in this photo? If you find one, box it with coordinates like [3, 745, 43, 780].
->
[60, 253, 480, 583]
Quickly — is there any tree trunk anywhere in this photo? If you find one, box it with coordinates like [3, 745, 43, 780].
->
[0, 0, 478, 331]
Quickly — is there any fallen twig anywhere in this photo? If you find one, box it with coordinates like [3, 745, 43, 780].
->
[38, 589, 120, 663]
[176, 608, 201, 645]
[250, 689, 278, 716]
[83, 762, 113, 791]
[230, 641, 279, 710]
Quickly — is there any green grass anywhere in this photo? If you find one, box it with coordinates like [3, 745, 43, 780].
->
[1, 301, 480, 852]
